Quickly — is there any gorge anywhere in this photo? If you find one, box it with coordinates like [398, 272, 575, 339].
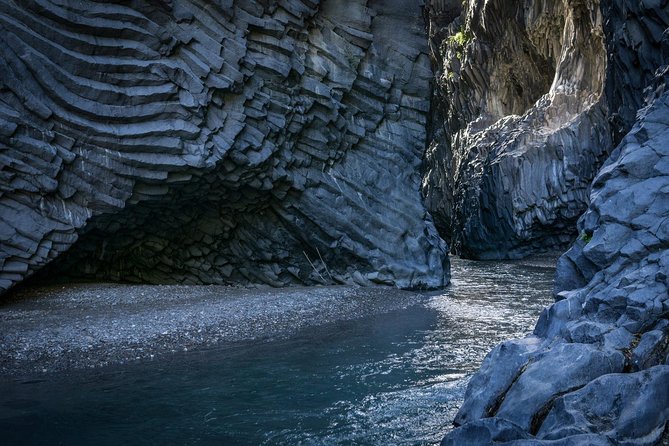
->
[0, 0, 668, 445]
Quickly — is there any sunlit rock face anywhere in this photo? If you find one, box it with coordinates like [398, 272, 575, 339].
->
[424, 0, 611, 259]
[446, 89, 669, 446]
[441, 1, 669, 444]
[0, 0, 449, 292]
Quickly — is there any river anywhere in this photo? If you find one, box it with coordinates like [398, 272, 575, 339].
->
[0, 257, 556, 445]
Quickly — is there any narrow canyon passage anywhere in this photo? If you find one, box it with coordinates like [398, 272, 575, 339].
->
[0, 258, 555, 445]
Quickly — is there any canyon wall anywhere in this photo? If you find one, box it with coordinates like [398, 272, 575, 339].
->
[0, 0, 449, 293]
[424, 0, 612, 259]
[441, 1, 669, 444]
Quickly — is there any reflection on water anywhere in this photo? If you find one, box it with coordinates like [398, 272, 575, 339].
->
[0, 257, 555, 445]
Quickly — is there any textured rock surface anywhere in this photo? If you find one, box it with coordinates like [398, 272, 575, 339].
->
[441, 2, 669, 439]
[424, 0, 612, 258]
[0, 0, 449, 293]
[443, 94, 669, 444]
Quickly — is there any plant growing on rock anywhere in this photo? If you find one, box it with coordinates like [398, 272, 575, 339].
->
[579, 231, 593, 244]
[447, 28, 472, 61]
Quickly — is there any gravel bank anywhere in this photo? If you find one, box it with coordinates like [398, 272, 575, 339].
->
[0, 284, 424, 376]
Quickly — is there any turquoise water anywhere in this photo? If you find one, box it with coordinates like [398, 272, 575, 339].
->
[0, 258, 555, 445]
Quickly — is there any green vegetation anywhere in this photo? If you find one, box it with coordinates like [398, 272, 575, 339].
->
[447, 28, 472, 62]
[579, 231, 593, 244]
[449, 31, 469, 48]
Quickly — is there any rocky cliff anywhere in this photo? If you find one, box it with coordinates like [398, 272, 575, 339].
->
[424, 0, 612, 258]
[0, 0, 449, 293]
[441, 0, 669, 444]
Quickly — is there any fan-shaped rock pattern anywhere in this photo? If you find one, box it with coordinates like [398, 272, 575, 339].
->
[0, 0, 449, 293]
[424, 0, 612, 259]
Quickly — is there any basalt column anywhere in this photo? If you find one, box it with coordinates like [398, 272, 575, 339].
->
[424, 0, 611, 259]
[0, 0, 449, 292]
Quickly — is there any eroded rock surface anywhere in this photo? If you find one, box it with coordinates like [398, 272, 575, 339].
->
[424, 0, 612, 258]
[441, 6, 669, 439]
[443, 91, 669, 446]
[0, 0, 449, 293]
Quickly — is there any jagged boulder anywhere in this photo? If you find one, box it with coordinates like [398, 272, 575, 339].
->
[0, 0, 449, 292]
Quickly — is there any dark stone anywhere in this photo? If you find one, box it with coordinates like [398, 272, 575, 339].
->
[441, 418, 531, 446]
[539, 366, 669, 445]
[441, 1, 669, 444]
[0, 0, 450, 293]
[423, 0, 611, 259]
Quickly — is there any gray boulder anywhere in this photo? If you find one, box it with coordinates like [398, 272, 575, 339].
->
[494, 343, 625, 432]
[443, 418, 613, 446]
[539, 366, 669, 446]
[441, 418, 531, 446]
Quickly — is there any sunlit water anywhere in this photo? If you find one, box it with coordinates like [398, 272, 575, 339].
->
[0, 258, 555, 445]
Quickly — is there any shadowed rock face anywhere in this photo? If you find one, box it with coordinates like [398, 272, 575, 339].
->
[441, 1, 669, 444]
[424, 0, 611, 259]
[444, 87, 669, 446]
[0, 0, 449, 292]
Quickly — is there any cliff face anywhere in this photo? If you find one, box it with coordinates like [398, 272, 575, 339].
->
[445, 90, 669, 446]
[424, 0, 612, 259]
[442, 1, 669, 444]
[0, 0, 449, 292]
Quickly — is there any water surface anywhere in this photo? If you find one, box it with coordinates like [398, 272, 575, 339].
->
[0, 257, 555, 445]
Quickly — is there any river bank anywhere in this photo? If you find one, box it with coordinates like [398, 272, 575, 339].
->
[0, 257, 556, 445]
[0, 284, 424, 376]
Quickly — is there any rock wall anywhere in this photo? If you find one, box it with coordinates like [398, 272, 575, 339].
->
[0, 0, 449, 293]
[442, 1, 669, 444]
[424, 0, 612, 259]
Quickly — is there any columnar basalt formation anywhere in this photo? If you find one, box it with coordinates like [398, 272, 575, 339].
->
[441, 1, 669, 444]
[444, 87, 669, 446]
[424, 0, 612, 259]
[0, 0, 449, 293]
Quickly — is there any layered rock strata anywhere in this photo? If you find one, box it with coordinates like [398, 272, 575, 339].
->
[0, 0, 449, 293]
[424, 0, 612, 258]
[442, 2, 669, 443]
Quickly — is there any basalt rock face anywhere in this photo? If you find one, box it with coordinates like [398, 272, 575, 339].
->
[424, 0, 612, 258]
[442, 2, 669, 444]
[443, 88, 669, 446]
[602, 0, 669, 142]
[0, 0, 449, 293]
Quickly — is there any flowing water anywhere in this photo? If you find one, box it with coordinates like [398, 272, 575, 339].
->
[0, 257, 556, 445]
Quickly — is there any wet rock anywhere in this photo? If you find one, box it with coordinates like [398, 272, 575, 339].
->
[0, 0, 449, 293]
